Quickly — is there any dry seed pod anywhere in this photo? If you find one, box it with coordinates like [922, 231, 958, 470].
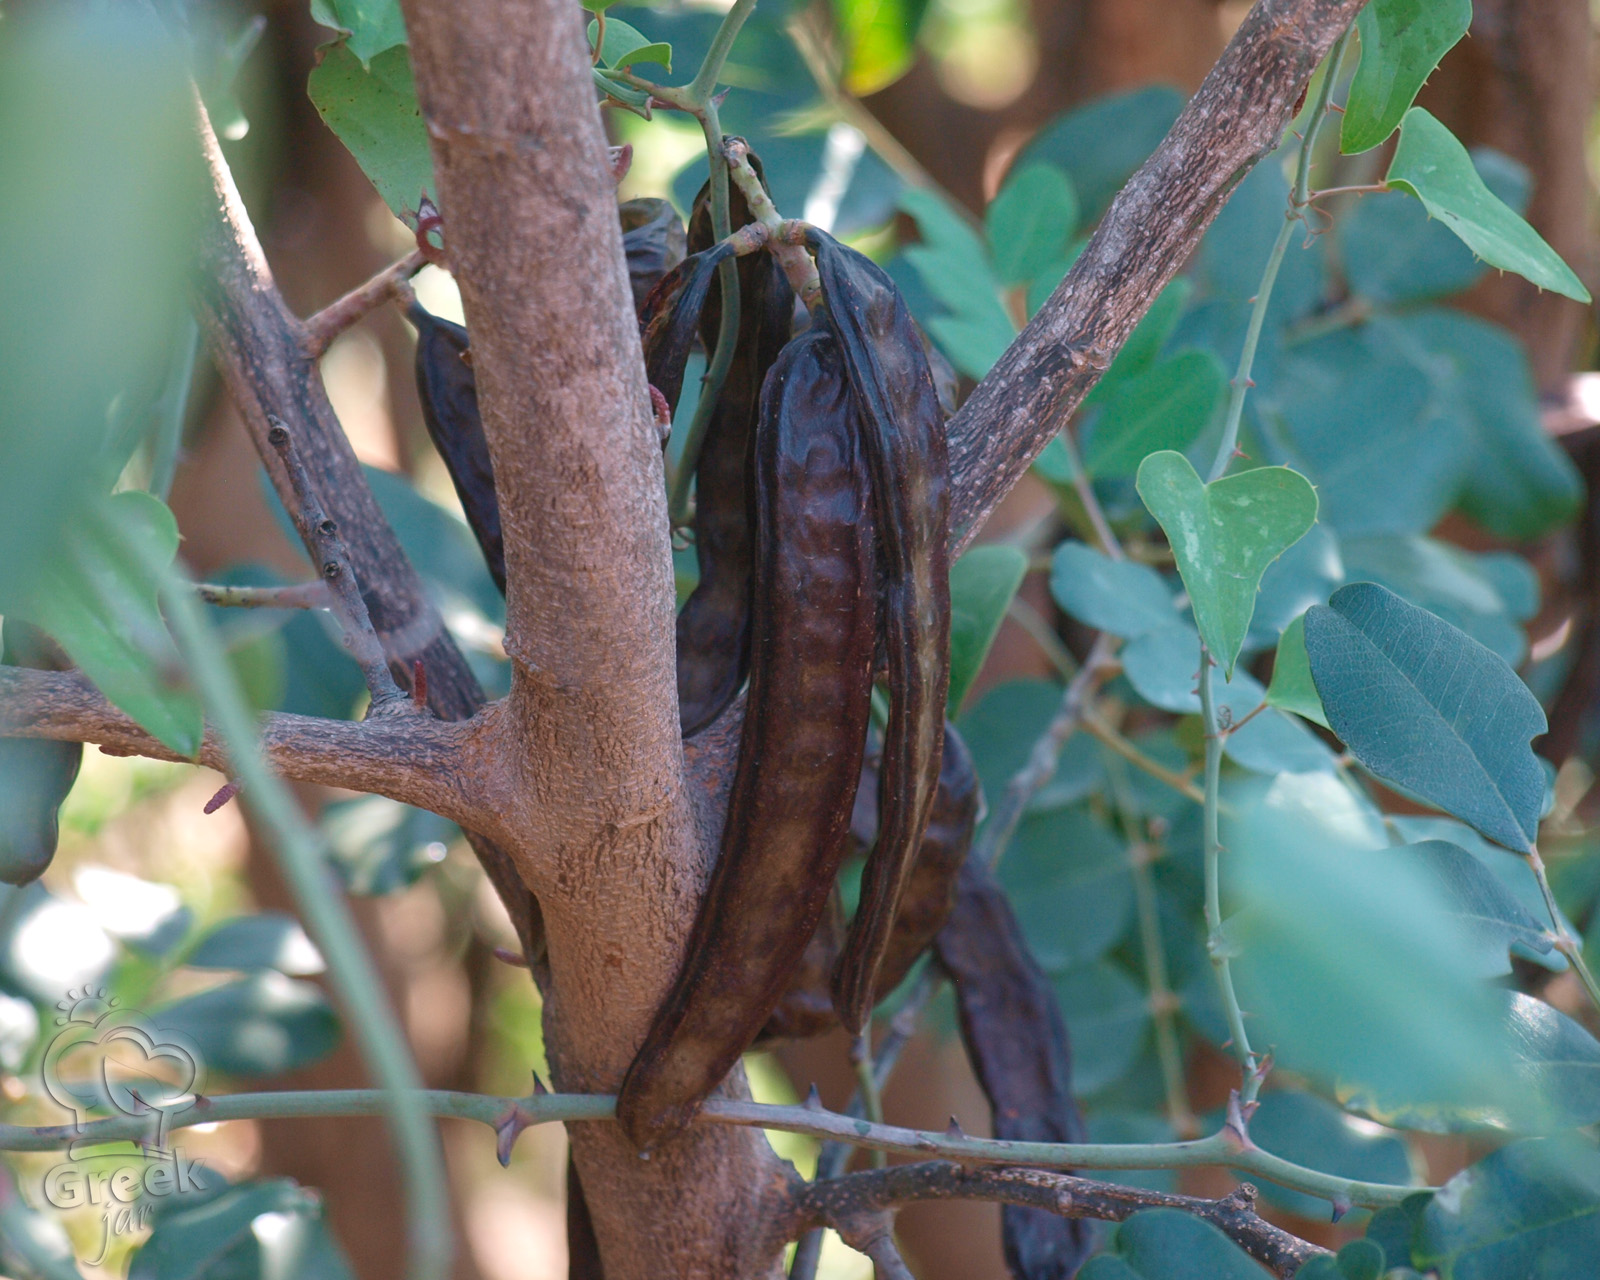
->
[808, 229, 952, 1034]
[618, 197, 687, 310]
[639, 240, 739, 419]
[409, 302, 506, 595]
[618, 328, 877, 1146]
[935, 857, 1095, 1280]
[676, 153, 795, 737]
[759, 724, 977, 1042]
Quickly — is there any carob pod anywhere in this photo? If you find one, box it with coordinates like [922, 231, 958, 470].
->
[808, 229, 952, 1033]
[619, 197, 686, 311]
[407, 202, 687, 597]
[638, 240, 739, 419]
[618, 327, 877, 1146]
[676, 160, 795, 736]
[409, 302, 507, 595]
[0, 623, 81, 887]
[934, 856, 1095, 1280]
[759, 724, 978, 1042]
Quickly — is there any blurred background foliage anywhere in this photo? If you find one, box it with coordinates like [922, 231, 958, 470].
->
[6, 0, 1600, 1276]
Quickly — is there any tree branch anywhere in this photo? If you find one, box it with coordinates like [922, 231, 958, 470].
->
[0, 665, 504, 837]
[189, 96, 542, 962]
[943, 0, 1367, 551]
[782, 1163, 1326, 1279]
[301, 249, 427, 359]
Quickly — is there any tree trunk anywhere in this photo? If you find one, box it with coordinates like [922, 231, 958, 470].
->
[398, 3, 794, 1275]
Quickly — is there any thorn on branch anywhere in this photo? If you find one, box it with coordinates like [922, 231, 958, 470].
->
[492, 947, 529, 968]
[412, 195, 446, 267]
[204, 780, 241, 814]
[494, 1100, 536, 1167]
[266, 419, 412, 718]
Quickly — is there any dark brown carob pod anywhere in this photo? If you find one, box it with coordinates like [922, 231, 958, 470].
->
[619, 197, 686, 311]
[639, 240, 739, 418]
[860, 722, 978, 1001]
[808, 229, 952, 1033]
[934, 857, 1095, 1280]
[408, 302, 506, 595]
[758, 725, 977, 1043]
[618, 328, 877, 1146]
[0, 623, 81, 887]
[675, 161, 795, 737]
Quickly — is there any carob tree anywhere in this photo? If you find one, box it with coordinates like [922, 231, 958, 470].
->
[7, 0, 1596, 1278]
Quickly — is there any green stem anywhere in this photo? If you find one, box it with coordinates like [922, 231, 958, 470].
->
[687, 0, 760, 104]
[6, 1088, 1420, 1211]
[667, 101, 740, 527]
[1198, 646, 1259, 1094]
[155, 558, 452, 1280]
[1206, 29, 1349, 484]
[853, 1033, 888, 1169]
[1526, 845, 1600, 1014]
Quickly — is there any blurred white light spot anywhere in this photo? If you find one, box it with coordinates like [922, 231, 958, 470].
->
[14, 900, 113, 991]
[802, 123, 866, 234]
[423, 842, 449, 864]
[74, 866, 181, 938]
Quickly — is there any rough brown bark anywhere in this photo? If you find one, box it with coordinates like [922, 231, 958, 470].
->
[397, 3, 793, 1276]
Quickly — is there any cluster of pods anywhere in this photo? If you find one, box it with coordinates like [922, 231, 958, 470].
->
[411, 151, 1091, 1276]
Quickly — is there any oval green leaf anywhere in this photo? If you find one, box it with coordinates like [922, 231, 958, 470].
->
[986, 162, 1079, 287]
[1077, 1209, 1263, 1280]
[1050, 542, 1177, 639]
[1082, 350, 1227, 480]
[947, 544, 1027, 714]
[308, 43, 434, 218]
[1303, 581, 1547, 851]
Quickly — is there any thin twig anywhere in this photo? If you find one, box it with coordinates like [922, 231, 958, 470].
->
[788, 1164, 1325, 1279]
[1059, 428, 1124, 559]
[1526, 844, 1600, 1014]
[301, 249, 428, 359]
[6, 1088, 1422, 1209]
[970, 634, 1121, 872]
[197, 580, 332, 610]
[266, 420, 411, 717]
[1081, 713, 1206, 807]
[1006, 596, 1079, 682]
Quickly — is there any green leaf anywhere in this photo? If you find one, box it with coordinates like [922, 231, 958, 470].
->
[1077, 1209, 1263, 1280]
[899, 188, 1015, 379]
[1383, 841, 1551, 978]
[309, 0, 408, 65]
[1082, 350, 1226, 479]
[154, 973, 340, 1077]
[1333, 1240, 1387, 1280]
[1303, 582, 1547, 851]
[1387, 108, 1590, 303]
[1395, 309, 1582, 541]
[322, 795, 456, 895]
[831, 0, 929, 95]
[18, 492, 202, 756]
[308, 43, 434, 218]
[1003, 807, 1134, 969]
[1135, 452, 1318, 677]
[1226, 774, 1528, 1133]
[1242, 1091, 1415, 1221]
[186, 913, 326, 976]
[947, 544, 1027, 714]
[1051, 961, 1150, 1095]
[587, 17, 671, 71]
[580, 0, 619, 11]
[1267, 614, 1329, 728]
[131, 1177, 355, 1280]
[1016, 86, 1185, 220]
[0, 15, 194, 614]
[1414, 1137, 1600, 1279]
[1341, 0, 1472, 154]
[1495, 991, 1600, 1132]
[1084, 279, 1193, 405]
[986, 163, 1079, 286]
[1050, 542, 1177, 638]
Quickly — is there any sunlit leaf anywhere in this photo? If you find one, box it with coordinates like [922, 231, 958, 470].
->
[309, 0, 408, 65]
[1341, 0, 1471, 154]
[308, 43, 434, 218]
[1386, 108, 1589, 303]
[1135, 452, 1318, 676]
